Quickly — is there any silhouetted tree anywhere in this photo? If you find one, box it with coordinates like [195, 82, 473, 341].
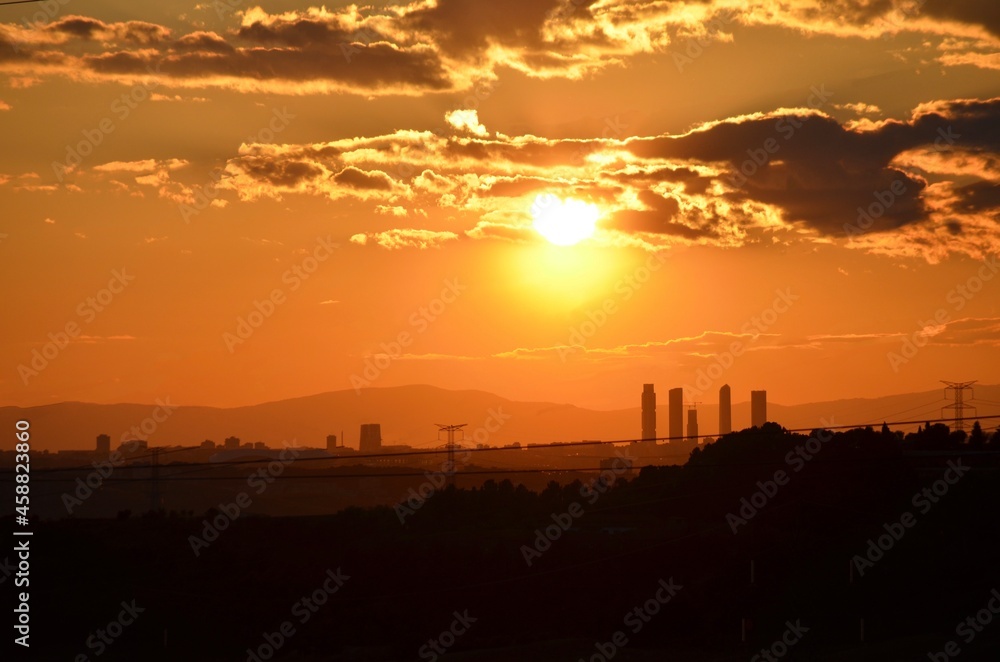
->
[905, 423, 952, 450]
[969, 421, 986, 448]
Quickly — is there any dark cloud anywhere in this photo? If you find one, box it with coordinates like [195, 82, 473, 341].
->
[333, 167, 395, 191]
[235, 159, 324, 188]
[118, 21, 171, 45]
[403, 0, 561, 57]
[922, 0, 1000, 38]
[237, 18, 358, 49]
[482, 176, 564, 197]
[82, 43, 452, 90]
[626, 98, 1000, 236]
[173, 32, 235, 55]
[45, 17, 170, 44]
[612, 189, 688, 235]
[45, 17, 106, 39]
[953, 182, 1000, 213]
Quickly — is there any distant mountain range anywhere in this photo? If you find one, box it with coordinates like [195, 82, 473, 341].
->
[3, 383, 999, 452]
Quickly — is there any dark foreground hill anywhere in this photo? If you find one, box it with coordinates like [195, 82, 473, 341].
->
[7, 424, 1000, 660]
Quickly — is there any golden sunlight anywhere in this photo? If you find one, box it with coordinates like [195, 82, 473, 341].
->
[530, 193, 600, 246]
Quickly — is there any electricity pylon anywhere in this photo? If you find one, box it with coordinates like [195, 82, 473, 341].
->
[941, 380, 976, 433]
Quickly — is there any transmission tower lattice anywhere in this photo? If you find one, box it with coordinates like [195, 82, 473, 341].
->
[435, 424, 467, 487]
[941, 380, 976, 433]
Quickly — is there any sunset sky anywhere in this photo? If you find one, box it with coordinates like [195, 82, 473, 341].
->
[2, 0, 998, 410]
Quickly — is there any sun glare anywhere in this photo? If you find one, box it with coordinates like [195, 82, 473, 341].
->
[530, 193, 600, 246]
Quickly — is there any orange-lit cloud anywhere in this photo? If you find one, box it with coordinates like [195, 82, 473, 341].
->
[2, 0, 998, 100]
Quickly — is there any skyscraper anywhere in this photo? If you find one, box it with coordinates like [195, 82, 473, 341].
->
[641, 384, 656, 441]
[326, 434, 338, 451]
[719, 384, 732, 436]
[751, 390, 767, 427]
[96, 434, 111, 454]
[668, 387, 683, 441]
[687, 408, 699, 441]
[360, 424, 382, 452]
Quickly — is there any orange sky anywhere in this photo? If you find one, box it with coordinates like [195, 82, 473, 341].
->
[1, 0, 999, 410]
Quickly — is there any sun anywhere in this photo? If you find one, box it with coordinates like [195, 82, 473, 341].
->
[530, 193, 600, 246]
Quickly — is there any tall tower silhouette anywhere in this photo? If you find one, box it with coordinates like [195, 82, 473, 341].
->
[751, 390, 767, 428]
[719, 384, 732, 436]
[360, 424, 382, 452]
[641, 384, 656, 441]
[687, 407, 699, 441]
[435, 423, 467, 488]
[941, 380, 976, 433]
[668, 388, 683, 441]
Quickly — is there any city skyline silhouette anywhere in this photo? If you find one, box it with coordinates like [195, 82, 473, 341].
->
[2, 0, 999, 659]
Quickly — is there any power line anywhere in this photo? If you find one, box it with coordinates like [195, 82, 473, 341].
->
[24, 451, 1000, 485]
[10, 445, 201, 476]
[942, 380, 977, 433]
[9, 413, 1000, 477]
[859, 398, 947, 426]
[28, 466, 631, 483]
